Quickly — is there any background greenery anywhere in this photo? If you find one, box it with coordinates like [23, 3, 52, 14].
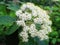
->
[0, 0, 60, 45]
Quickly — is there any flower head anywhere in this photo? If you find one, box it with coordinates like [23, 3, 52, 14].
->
[16, 2, 52, 42]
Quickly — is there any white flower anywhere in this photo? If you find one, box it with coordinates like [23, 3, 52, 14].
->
[34, 18, 43, 24]
[40, 35, 49, 40]
[21, 14, 27, 21]
[37, 32, 49, 40]
[41, 25, 52, 32]
[30, 24, 36, 30]
[16, 20, 25, 26]
[19, 31, 28, 42]
[26, 5, 35, 10]
[43, 19, 52, 26]
[26, 13, 32, 20]
[41, 25, 47, 29]
[18, 13, 32, 21]
[32, 10, 38, 17]
[16, 10, 22, 17]
[23, 26, 30, 32]
[29, 28, 38, 37]
[39, 30, 48, 35]
[22, 38, 28, 42]
[29, 24, 38, 37]
[26, 3, 35, 8]
[21, 4, 27, 11]
[42, 11, 50, 18]
[46, 26, 52, 32]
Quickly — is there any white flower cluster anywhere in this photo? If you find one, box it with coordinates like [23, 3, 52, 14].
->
[16, 3, 52, 42]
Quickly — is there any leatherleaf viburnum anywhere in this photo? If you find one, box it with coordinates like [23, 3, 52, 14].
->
[16, 2, 52, 42]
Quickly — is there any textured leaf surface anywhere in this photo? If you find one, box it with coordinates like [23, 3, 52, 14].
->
[5, 23, 19, 35]
[0, 15, 16, 26]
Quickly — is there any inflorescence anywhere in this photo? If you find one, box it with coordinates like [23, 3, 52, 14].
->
[16, 2, 52, 42]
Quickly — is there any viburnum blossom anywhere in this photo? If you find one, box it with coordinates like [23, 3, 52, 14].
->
[16, 2, 52, 42]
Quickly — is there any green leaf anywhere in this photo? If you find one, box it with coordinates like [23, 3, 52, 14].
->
[52, 6, 59, 11]
[33, 37, 48, 45]
[0, 15, 16, 27]
[57, 39, 60, 42]
[25, 20, 33, 26]
[0, 1, 5, 4]
[0, 4, 7, 15]
[49, 31, 58, 38]
[44, 6, 51, 10]
[35, 24, 41, 31]
[0, 25, 5, 35]
[5, 23, 19, 35]
[7, 3, 19, 11]
[51, 38, 56, 44]
[9, 11, 16, 17]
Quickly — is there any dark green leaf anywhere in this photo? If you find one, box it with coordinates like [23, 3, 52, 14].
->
[7, 3, 19, 11]
[51, 38, 56, 44]
[5, 23, 19, 35]
[57, 39, 60, 42]
[0, 4, 7, 15]
[0, 15, 16, 27]
[49, 31, 58, 38]
[35, 24, 41, 31]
